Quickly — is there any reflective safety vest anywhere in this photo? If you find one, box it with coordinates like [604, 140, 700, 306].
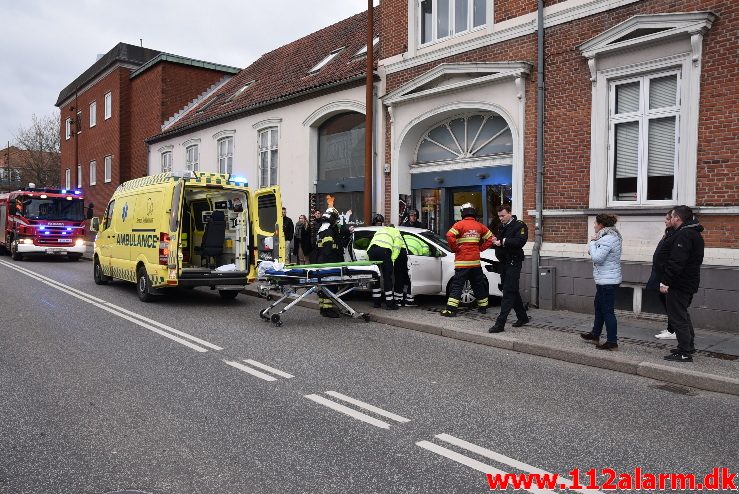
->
[404, 234, 430, 256]
[368, 226, 403, 262]
[446, 217, 494, 268]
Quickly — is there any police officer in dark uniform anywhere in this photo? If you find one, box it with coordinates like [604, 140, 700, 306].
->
[401, 209, 423, 228]
[489, 204, 530, 332]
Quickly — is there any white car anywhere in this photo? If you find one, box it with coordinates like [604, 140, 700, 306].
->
[349, 226, 502, 305]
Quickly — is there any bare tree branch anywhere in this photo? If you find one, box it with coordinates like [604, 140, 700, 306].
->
[13, 112, 61, 188]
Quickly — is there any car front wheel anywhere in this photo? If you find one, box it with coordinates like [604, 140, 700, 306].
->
[446, 279, 476, 307]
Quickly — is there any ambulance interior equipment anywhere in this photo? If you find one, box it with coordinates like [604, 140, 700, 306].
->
[179, 188, 250, 273]
[257, 261, 381, 326]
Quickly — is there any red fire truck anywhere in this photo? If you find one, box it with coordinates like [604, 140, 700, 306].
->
[0, 186, 86, 260]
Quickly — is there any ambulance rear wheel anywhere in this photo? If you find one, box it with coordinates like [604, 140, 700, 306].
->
[93, 258, 110, 285]
[219, 290, 239, 300]
[137, 266, 154, 302]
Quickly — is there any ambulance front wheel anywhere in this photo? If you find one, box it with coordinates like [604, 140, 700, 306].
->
[93, 258, 110, 285]
[137, 266, 154, 303]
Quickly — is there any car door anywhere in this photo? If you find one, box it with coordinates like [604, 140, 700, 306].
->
[402, 232, 442, 295]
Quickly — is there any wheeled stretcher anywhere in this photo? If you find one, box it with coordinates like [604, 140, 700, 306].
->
[257, 261, 381, 326]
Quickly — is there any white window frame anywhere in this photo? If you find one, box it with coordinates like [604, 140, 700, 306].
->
[185, 144, 199, 172]
[104, 155, 112, 183]
[65, 168, 71, 189]
[89, 160, 97, 186]
[217, 136, 234, 174]
[607, 70, 681, 206]
[258, 127, 279, 187]
[89, 101, 97, 127]
[65, 118, 72, 140]
[76, 164, 82, 187]
[160, 151, 173, 173]
[104, 92, 112, 120]
[418, 0, 488, 47]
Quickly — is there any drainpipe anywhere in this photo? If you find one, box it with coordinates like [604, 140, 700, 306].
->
[531, 0, 545, 308]
[363, 0, 374, 224]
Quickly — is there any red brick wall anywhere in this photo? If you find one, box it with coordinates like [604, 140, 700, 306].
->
[59, 68, 125, 215]
[379, 0, 408, 59]
[381, 0, 738, 248]
[699, 216, 739, 249]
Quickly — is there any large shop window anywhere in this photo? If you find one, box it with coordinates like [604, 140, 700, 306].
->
[416, 113, 512, 165]
[420, 0, 486, 45]
[258, 128, 278, 187]
[609, 71, 680, 204]
[317, 112, 365, 224]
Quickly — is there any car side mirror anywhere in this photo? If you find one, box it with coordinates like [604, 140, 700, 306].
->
[90, 217, 100, 232]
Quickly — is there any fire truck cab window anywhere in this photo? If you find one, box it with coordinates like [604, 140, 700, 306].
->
[20, 195, 85, 221]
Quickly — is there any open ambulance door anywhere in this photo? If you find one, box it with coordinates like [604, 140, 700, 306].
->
[249, 187, 284, 267]
[167, 179, 185, 282]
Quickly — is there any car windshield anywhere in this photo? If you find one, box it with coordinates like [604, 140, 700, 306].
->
[419, 230, 449, 251]
[20, 196, 85, 221]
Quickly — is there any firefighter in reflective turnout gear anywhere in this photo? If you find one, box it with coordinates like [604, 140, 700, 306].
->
[367, 214, 403, 310]
[441, 203, 494, 316]
[316, 207, 352, 317]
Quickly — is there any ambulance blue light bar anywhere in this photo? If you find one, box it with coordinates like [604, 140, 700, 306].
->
[229, 176, 248, 186]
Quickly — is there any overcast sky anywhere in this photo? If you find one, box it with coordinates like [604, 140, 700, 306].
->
[0, 0, 378, 148]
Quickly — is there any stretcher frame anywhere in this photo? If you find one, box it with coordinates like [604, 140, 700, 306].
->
[257, 262, 380, 326]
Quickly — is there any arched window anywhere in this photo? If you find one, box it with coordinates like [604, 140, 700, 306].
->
[416, 113, 512, 164]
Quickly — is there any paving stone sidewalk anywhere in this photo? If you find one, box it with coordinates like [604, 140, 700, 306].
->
[246, 287, 739, 397]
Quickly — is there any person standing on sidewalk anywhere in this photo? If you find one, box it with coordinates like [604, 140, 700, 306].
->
[316, 208, 353, 317]
[489, 205, 529, 332]
[293, 214, 310, 264]
[580, 214, 622, 350]
[282, 207, 294, 263]
[367, 214, 402, 310]
[647, 210, 675, 339]
[441, 203, 494, 317]
[656, 206, 704, 362]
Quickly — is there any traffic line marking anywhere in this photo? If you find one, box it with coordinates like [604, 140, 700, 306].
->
[223, 360, 278, 381]
[304, 394, 392, 429]
[244, 359, 294, 379]
[324, 391, 410, 423]
[0, 260, 221, 353]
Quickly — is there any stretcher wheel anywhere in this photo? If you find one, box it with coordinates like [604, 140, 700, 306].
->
[259, 310, 269, 321]
[362, 313, 371, 322]
[271, 314, 282, 327]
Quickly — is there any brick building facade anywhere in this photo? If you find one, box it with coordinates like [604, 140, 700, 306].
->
[377, 0, 738, 330]
[55, 43, 239, 216]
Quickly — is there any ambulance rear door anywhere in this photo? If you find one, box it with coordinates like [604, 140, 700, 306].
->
[248, 187, 284, 266]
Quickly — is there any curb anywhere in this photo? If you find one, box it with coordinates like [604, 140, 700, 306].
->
[246, 288, 739, 397]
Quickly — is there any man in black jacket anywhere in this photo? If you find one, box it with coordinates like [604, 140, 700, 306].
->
[282, 207, 295, 263]
[656, 205, 704, 362]
[489, 204, 530, 333]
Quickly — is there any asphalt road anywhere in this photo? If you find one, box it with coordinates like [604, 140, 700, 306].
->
[1, 257, 737, 494]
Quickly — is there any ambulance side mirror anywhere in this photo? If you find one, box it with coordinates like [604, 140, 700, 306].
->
[90, 217, 100, 232]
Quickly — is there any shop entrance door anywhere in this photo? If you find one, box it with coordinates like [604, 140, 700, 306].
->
[448, 187, 483, 226]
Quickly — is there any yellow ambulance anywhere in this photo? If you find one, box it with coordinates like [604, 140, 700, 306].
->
[90, 171, 283, 302]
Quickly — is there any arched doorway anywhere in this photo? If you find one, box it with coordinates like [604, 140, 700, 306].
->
[410, 112, 513, 233]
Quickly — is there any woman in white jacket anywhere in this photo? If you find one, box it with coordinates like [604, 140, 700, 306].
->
[580, 214, 622, 350]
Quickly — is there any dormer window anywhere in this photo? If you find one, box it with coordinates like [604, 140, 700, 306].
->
[353, 37, 380, 58]
[420, 0, 487, 45]
[308, 47, 344, 74]
[197, 94, 225, 113]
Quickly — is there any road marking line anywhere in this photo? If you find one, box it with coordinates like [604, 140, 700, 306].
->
[324, 391, 410, 423]
[224, 360, 278, 381]
[435, 434, 605, 493]
[243, 359, 294, 379]
[304, 394, 391, 429]
[416, 441, 554, 494]
[0, 260, 209, 353]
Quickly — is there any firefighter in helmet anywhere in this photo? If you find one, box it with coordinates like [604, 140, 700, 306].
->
[316, 207, 352, 317]
[441, 202, 494, 316]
